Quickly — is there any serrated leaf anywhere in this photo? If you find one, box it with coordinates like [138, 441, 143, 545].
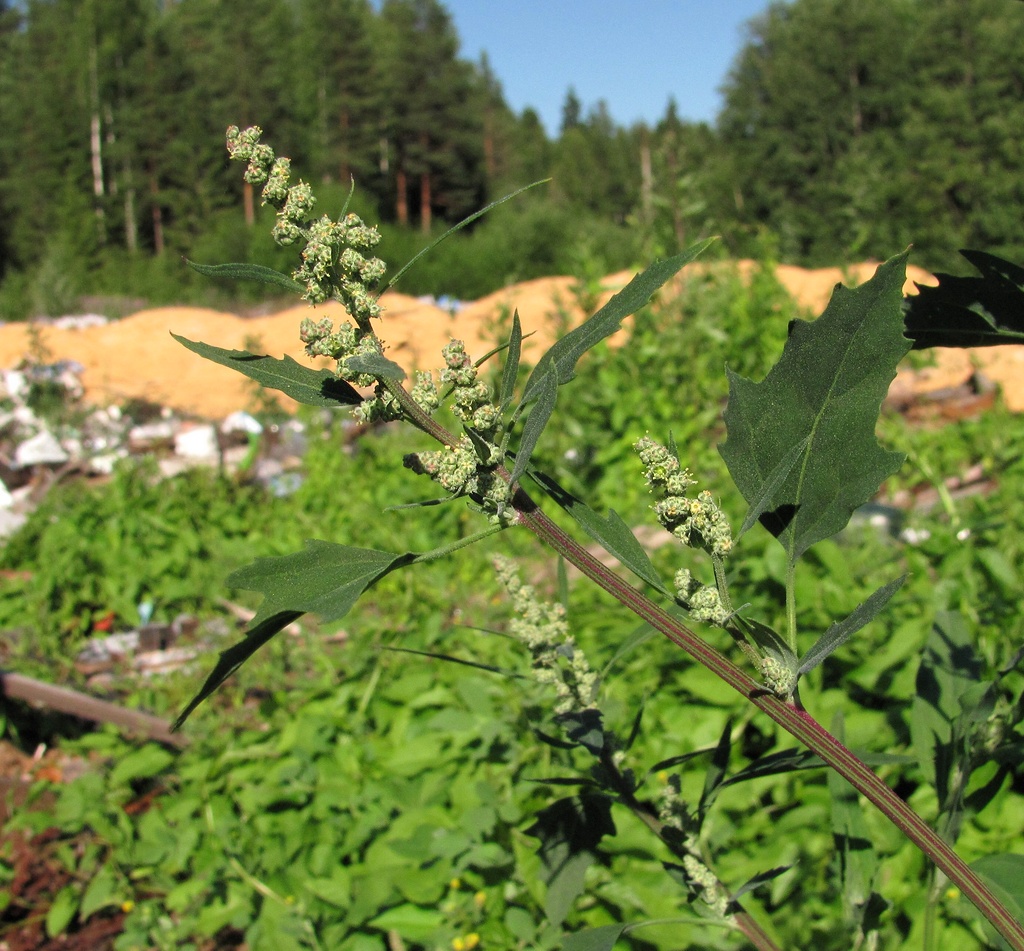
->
[904, 250, 1024, 349]
[174, 542, 413, 728]
[562, 924, 629, 951]
[173, 334, 360, 406]
[499, 310, 523, 412]
[798, 575, 907, 675]
[528, 468, 668, 594]
[720, 253, 911, 564]
[186, 260, 304, 294]
[344, 351, 406, 380]
[512, 240, 714, 481]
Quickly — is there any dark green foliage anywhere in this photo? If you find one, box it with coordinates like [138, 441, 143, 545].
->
[904, 250, 1024, 348]
[720, 254, 911, 563]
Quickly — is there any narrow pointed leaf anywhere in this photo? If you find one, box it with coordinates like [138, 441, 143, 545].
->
[798, 575, 907, 675]
[522, 239, 715, 399]
[720, 253, 911, 564]
[173, 334, 360, 405]
[528, 468, 668, 594]
[508, 369, 557, 488]
[729, 866, 790, 905]
[186, 260, 304, 294]
[344, 351, 406, 380]
[174, 541, 413, 727]
[737, 616, 798, 678]
[904, 250, 1024, 349]
[512, 240, 714, 480]
[499, 310, 524, 412]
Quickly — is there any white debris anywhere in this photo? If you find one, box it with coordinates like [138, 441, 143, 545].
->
[15, 430, 68, 467]
[221, 410, 263, 435]
[174, 424, 218, 458]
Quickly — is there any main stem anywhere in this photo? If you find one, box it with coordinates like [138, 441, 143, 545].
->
[514, 497, 1024, 950]
[388, 381, 1024, 949]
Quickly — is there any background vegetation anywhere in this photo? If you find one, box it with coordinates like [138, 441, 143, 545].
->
[0, 0, 1023, 317]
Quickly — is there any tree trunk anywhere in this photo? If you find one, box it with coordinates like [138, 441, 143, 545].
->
[420, 169, 431, 234]
[396, 166, 408, 226]
[88, 43, 106, 239]
[149, 170, 164, 255]
[243, 181, 255, 227]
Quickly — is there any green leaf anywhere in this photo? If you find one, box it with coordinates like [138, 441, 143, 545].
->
[108, 745, 175, 787]
[46, 884, 78, 938]
[173, 334, 361, 406]
[344, 351, 406, 381]
[970, 854, 1024, 925]
[368, 904, 445, 942]
[729, 866, 790, 906]
[720, 252, 911, 564]
[562, 924, 629, 951]
[797, 575, 907, 675]
[513, 240, 714, 481]
[528, 468, 668, 594]
[79, 864, 120, 920]
[509, 370, 558, 489]
[525, 794, 615, 926]
[186, 260, 304, 294]
[736, 616, 798, 679]
[498, 310, 523, 413]
[174, 542, 414, 728]
[828, 712, 879, 910]
[737, 435, 809, 538]
[904, 250, 1024, 348]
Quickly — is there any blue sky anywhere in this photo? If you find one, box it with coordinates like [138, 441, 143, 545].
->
[437, 1, 774, 136]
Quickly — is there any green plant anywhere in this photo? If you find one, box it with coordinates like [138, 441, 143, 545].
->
[166, 127, 1024, 948]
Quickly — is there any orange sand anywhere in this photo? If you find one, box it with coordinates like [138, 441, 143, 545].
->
[1, 261, 1020, 418]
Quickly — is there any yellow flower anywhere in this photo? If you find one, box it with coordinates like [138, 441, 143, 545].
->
[473, 891, 486, 907]
[120, 900, 135, 913]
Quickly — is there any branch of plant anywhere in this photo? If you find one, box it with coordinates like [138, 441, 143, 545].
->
[380, 374, 1024, 948]
[595, 746, 783, 951]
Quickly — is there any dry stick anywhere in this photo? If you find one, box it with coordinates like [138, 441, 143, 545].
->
[0, 671, 187, 748]
[386, 381, 1024, 949]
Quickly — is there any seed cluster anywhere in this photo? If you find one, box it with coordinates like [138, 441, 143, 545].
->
[493, 556, 598, 716]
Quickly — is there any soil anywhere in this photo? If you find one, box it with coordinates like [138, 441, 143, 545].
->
[1, 259, 1019, 418]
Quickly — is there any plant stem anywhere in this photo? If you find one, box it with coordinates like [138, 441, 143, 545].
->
[383, 378, 1024, 949]
[785, 561, 797, 651]
[513, 493, 1024, 951]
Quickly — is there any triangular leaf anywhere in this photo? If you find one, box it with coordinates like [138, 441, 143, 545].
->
[173, 334, 360, 406]
[904, 250, 1024, 349]
[798, 575, 907, 675]
[174, 541, 413, 727]
[720, 253, 911, 564]
[528, 468, 668, 594]
[186, 260, 304, 294]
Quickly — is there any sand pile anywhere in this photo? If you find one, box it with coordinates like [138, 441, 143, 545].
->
[1, 261, 1020, 418]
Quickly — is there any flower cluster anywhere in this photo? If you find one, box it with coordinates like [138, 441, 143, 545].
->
[226, 125, 386, 313]
[635, 436, 733, 558]
[493, 556, 598, 716]
[404, 436, 509, 513]
[439, 340, 501, 438]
